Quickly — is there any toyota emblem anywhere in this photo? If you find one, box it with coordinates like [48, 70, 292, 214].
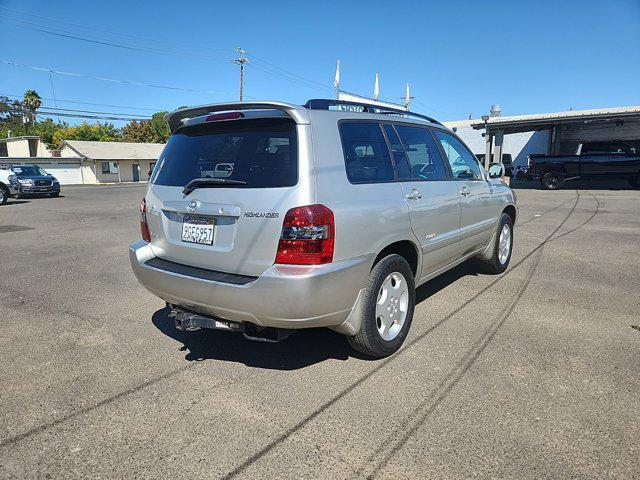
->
[187, 201, 198, 213]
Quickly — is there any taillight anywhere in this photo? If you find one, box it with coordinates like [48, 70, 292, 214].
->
[275, 204, 334, 265]
[140, 197, 151, 242]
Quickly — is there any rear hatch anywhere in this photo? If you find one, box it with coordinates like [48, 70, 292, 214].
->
[146, 115, 313, 277]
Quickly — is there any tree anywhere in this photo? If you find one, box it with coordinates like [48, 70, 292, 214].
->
[23, 90, 42, 127]
[121, 111, 169, 143]
[52, 122, 122, 150]
[0, 96, 27, 138]
[29, 118, 68, 150]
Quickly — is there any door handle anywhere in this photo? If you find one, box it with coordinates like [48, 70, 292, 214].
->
[459, 185, 471, 197]
[405, 189, 423, 200]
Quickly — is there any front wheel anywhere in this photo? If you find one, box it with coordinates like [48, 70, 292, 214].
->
[476, 213, 514, 274]
[541, 172, 566, 190]
[0, 187, 8, 205]
[347, 254, 415, 358]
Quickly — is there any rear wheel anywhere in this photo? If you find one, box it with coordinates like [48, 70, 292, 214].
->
[541, 171, 566, 190]
[347, 254, 415, 358]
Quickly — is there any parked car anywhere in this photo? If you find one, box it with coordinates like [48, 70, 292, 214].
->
[0, 166, 20, 205]
[528, 140, 640, 189]
[10, 164, 61, 197]
[476, 153, 514, 177]
[129, 100, 517, 358]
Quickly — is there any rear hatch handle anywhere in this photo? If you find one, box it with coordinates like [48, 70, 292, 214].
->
[162, 201, 241, 217]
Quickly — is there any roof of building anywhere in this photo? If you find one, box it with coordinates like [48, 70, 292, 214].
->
[470, 105, 640, 130]
[63, 140, 165, 160]
[0, 136, 41, 143]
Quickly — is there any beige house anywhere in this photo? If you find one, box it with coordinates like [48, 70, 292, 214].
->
[61, 140, 165, 184]
[0, 136, 54, 157]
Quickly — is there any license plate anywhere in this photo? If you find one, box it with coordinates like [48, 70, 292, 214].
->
[181, 215, 215, 245]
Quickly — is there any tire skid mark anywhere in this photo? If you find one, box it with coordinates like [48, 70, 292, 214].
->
[517, 195, 577, 227]
[220, 194, 581, 480]
[361, 250, 544, 479]
[0, 364, 196, 449]
[549, 193, 600, 242]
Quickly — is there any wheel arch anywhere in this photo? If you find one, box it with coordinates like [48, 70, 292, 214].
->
[372, 240, 420, 278]
[502, 204, 517, 225]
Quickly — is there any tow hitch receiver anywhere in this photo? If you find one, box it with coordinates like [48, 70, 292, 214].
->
[169, 307, 243, 333]
[168, 306, 292, 343]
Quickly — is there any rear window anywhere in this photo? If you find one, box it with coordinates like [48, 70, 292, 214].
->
[340, 122, 394, 183]
[152, 118, 297, 188]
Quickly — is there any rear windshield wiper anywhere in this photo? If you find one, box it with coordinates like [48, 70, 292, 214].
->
[183, 178, 248, 196]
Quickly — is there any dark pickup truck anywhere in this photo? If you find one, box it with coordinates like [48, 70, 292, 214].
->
[528, 141, 640, 189]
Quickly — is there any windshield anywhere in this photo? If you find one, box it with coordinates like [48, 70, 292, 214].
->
[152, 118, 298, 188]
[12, 166, 49, 176]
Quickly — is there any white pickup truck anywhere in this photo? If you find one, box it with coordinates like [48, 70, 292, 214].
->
[0, 167, 19, 205]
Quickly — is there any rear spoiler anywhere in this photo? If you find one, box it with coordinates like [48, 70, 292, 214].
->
[164, 101, 310, 133]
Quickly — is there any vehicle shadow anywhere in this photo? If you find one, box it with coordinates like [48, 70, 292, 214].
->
[151, 261, 479, 370]
[2, 200, 30, 206]
[152, 306, 368, 370]
[416, 260, 479, 304]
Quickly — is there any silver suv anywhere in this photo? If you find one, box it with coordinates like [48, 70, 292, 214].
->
[130, 100, 516, 358]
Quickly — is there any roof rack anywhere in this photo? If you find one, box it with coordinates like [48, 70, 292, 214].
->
[304, 99, 443, 126]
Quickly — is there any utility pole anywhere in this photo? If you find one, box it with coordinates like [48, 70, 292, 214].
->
[233, 47, 248, 101]
[402, 82, 414, 111]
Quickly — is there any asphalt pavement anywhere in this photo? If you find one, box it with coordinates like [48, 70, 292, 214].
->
[0, 182, 638, 479]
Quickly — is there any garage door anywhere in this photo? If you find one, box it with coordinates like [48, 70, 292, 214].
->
[37, 163, 83, 185]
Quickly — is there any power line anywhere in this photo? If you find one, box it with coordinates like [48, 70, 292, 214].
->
[0, 5, 230, 53]
[0, 16, 229, 61]
[1, 106, 148, 122]
[1, 60, 230, 95]
[0, 93, 161, 111]
[37, 106, 150, 118]
[247, 53, 332, 90]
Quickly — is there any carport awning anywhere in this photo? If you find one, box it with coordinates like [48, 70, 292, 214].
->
[471, 105, 640, 133]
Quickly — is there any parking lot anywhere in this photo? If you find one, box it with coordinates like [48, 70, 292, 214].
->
[1, 183, 638, 479]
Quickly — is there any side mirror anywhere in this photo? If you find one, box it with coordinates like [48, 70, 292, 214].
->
[488, 162, 505, 179]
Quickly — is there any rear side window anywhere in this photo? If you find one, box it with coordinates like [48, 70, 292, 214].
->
[394, 125, 447, 181]
[340, 122, 394, 183]
[152, 118, 297, 188]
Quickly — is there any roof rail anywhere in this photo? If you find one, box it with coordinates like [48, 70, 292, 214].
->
[304, 99, 443, 126]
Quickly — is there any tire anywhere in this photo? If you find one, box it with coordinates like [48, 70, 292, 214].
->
[0, 186, 8, 205]
[476, 213, 514, 274]
[50, 192, 60, 197]
[347, 254, 415, 358]
[541, 171, 566, 190]
[630, 173, 640, 188]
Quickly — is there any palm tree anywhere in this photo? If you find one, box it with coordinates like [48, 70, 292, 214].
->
[23, 89, 42, 127]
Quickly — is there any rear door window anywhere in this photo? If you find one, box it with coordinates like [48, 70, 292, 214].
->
[152, 118, 297, 188]
[340, 122, 395, 183]
[394, 125, 448, 181]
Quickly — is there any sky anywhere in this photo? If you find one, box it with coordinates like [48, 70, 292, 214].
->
[1, 0, 639, 125]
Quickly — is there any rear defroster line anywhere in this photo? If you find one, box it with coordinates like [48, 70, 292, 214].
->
[220, 193, 582, 480]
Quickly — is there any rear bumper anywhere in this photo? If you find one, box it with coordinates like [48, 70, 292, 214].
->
[129, 240, 372, 329]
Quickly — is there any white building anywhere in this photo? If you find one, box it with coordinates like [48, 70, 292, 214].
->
[61, 140, 165, 184]
[443, 119, 548, 168]
[0, 137, 165, 185]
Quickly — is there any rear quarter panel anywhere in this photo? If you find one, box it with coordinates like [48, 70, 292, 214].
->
[309, 111, 417, 267]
